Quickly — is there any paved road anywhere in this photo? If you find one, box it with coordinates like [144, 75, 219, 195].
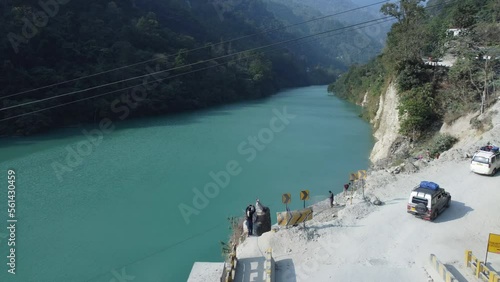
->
[234, 237, 268, 282]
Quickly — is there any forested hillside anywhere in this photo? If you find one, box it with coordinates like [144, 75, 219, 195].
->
[270, 0, 392, 37]
[330, 0, 500, 139]
[264, 0, 385, 65]
[0, 0, 381, 136]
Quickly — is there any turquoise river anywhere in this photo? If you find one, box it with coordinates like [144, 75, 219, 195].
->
[0, 85, 373, 281]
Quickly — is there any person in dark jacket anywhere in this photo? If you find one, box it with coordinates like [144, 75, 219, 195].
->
[245, 204, 256, 236]
[328, 191, 334, 208]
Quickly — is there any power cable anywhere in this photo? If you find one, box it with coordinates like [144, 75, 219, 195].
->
[0, 16, 394, 113]
[1, 0, 390, 100]
[0, 19, 393, 122]
[0, 0, 454, 121]
[0, 19, 394, 122]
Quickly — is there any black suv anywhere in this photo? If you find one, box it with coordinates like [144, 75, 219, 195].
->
[407, 185, 451, 221]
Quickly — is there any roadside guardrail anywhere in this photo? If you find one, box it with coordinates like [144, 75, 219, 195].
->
[429, 254, 457, 282]
[276, 207, 313, 226]
[264, 248, 274, 282]
[465, 250, 500, 282]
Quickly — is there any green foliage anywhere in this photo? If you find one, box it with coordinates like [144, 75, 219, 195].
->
[329, 57, 386, 102]
[427, 133, 458, 157]
[396, 61, 432, 91]
[264, 0, 384, 66]
[398, 84, 437, 137]
[381, 0, 426, 24]
[1, 0, 361, 135]
[422, 16, 448, 59]
[328, 57, 387, 120]
[332, 0, 499, 140]
[450, 0, 479, 28]
[248, 55, 273, 82]
[334, 59, 386, 122]
[380, 0, 428, 68]
[136, 12, 160, 35]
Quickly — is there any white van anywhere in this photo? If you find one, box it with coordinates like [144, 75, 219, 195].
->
[470, 150, 500, 176]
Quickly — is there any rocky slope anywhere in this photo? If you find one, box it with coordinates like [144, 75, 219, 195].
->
[369, 83, 401, 164]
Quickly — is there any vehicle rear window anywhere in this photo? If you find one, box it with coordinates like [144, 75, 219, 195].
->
[411, 197, 428, 205]
[473, 156, 489, 164]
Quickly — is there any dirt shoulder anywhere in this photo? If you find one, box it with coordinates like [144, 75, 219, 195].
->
[237, 101, 500, 281]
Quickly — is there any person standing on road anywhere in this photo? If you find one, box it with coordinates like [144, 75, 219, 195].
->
[328, 191, 334, 208]
[245, 204, 256, 236]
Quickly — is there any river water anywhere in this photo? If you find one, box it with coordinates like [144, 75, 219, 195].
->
[0, 85, 373, 281]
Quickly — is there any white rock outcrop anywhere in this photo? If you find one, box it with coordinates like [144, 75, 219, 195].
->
[370, 83, 401, 163]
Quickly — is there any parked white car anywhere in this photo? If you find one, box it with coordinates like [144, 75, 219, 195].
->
[470, 149, 500, 176]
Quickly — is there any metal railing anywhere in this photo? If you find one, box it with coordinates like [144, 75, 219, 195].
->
[465, 250, 500, 282]
[429, 254, 457, 282]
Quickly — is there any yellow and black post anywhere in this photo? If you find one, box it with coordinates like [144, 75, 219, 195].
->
[300, 190, 309, 209]
[300, 190, 309, 228]
[282, 193, 291, 211]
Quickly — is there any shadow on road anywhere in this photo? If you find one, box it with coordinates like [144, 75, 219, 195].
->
[384, 197, 407, 206]
[275, 258, 296, 282]
[434, 201, 473, 223]
[485, 262, 498, 273]
[445, 264, 468, 282]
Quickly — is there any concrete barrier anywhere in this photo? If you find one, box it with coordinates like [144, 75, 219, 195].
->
[429, 254, 457, 282]
[221, 245, 238, 282]
[276, 207, 313, 226]
[465, 250, 500, 282]
[188, 262, 224, 282]
[264, 248, 275, 282]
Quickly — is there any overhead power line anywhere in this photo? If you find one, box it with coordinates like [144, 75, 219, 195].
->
[0, 16, 394, 113]
[0, 17, 396, 123]
[0, 0, 455, 122]
[1, 0, 390, 100]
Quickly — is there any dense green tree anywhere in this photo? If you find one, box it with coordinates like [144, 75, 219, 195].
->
[398, 83, 436, 138]
[451, 0, 479, 28]
[2, 0, 375, 135]
[330, 0, 499, 139]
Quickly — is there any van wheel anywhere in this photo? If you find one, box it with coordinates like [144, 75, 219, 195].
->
[492, 168, 498, 176]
